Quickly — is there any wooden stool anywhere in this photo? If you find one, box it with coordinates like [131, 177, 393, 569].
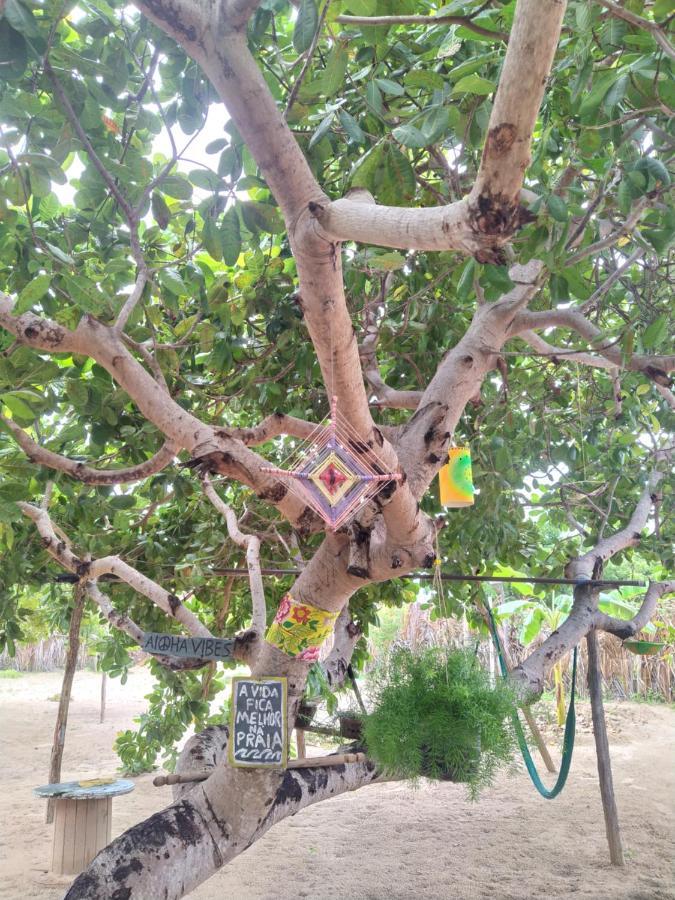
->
[33, 779, 134, 875]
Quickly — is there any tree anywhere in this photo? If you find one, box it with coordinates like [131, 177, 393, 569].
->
[0, 0, 673, 896]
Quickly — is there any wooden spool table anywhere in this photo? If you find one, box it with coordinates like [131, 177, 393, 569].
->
[33, 779, 134, 876]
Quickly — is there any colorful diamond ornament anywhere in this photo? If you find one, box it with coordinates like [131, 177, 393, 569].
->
[261, 397, 402, 530]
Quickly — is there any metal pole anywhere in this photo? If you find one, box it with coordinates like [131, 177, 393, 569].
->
[212, 567, 644, 588]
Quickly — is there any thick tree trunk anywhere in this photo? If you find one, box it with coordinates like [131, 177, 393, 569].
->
[64, 726, 380, 900]
[46, 586, 86, 824]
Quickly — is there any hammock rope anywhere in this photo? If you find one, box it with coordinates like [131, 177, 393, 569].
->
[485, 601, 577, 800]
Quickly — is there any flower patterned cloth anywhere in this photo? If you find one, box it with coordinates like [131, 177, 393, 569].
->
[265, 594, 339, 659]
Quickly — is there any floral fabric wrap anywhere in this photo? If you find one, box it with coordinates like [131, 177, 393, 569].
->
[266, 594, 339, 661]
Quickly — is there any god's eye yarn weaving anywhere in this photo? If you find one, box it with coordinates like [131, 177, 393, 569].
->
[261, 397, 401, 530]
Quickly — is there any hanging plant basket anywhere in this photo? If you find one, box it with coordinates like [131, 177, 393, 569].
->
[361, 647, 516, 797]
[623, 639, 666, 656]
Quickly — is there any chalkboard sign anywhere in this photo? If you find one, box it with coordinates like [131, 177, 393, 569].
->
[229, 677, 288, 768]
[143, 633, 235, 661]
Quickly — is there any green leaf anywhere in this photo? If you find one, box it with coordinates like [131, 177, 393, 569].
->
[3, 0, 40, 37]
[241, 201, 284, 234]
[201, 217, 222, 261]
[522, 608, 545, 645]
[188, 169, 226, 192]
[308, 112, 334, 149]
[220, 206, 241, 266]
[404, 70, 444, 91]
[642, 315, 668, 350]
[392, 123, 427, 149]
[365, 80, 384, 116]
[338, 109, 365, 144]
[18, 153, 67, 185]
[205, 139, 228, 154]
[420, 107, 452, 144]
[457, 259, 476, 301]
[381, 145, 415, 205]
[0, 392, 34, 419]
[452, 75, 495, 96]
[0, 22, 27, 81]
[633, 157, 671, 189]
[151, 192, 171, 229]
[15, 275, 51, 314]
[65, 380, 89, 407]
[546, 194, 568, 222]
[482, 265, 515, 294]
[321, 46, 348, 97]
[160, 175, 193, 200]
[375, 77, 405, 97]
[158, 268, 187, 296]
[351, 144, 385, 193]
[45, 243, 75, 266]
[293, 0, 318, 53]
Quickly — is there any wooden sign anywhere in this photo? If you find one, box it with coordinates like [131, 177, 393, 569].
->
[142, 633, 235, 661]
[229, 676, 287, 768]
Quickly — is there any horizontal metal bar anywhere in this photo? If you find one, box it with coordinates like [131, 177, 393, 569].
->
[212, 568, 645, 588]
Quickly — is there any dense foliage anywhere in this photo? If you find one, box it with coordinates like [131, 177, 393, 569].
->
[362, 647, 517, 796]
[0, 0, 672, 769]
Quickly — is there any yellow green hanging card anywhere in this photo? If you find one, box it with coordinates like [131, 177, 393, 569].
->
[439, 446, 475, 508]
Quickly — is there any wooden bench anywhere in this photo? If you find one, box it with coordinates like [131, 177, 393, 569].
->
[33, 779, 134, 875]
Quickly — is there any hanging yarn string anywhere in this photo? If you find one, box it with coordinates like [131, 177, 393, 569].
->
[439, 446, 475, 508]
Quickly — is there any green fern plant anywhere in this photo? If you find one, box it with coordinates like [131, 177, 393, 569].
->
[362, 647, 516, 798]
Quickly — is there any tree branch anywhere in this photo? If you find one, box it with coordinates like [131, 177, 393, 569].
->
[511, 308, 674, 385]
[565, 462, 669, 581]
[222, 413, 319, 445]
[19, 502, 213, 638]
[1, 416, 177, 485]
[201, 475, 267, 635]
[335, 12, 508, 42]
[1, 293, 320, 530]
[596, 0, 675, 61]
[593, 580, 675, 639]
[566, 196, 650, 266]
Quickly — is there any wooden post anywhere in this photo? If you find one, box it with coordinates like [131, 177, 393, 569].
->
[296, 729, 306, 759]
[521, 706, 557, 775]
[46, 585, 86, 824]
[99, 671, 107, 724]
[587, 629, 624, 866]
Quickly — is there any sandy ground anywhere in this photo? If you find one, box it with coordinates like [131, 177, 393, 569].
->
[0, 667, 673, 900]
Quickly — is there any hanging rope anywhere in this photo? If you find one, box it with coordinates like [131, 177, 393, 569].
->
[484, 601, 578, 800]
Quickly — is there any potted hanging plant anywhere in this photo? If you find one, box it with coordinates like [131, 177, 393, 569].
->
[361, 647, 517, 798]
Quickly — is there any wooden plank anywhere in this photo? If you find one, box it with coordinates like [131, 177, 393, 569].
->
[229, 677, 287, 768]
[96, 797, 111, 851]
[51, 800, 67, 874]
[143, 633, 235, 660]
[63, 799, 78, 874]
[83, 800, 100, 867]
[72, 797, 86, 873]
